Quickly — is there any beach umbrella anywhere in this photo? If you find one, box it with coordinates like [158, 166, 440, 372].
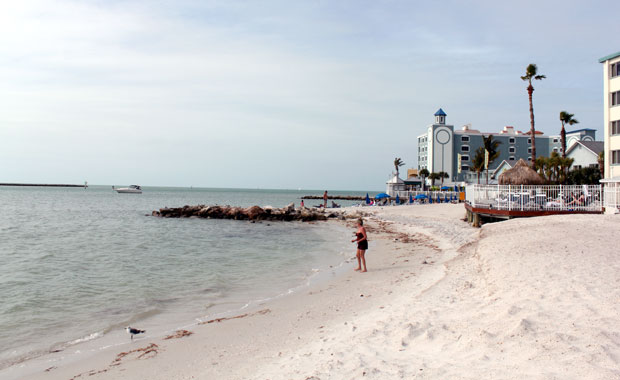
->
[409, 193, 414, 203]
[365, 193, 370, 204]
[498, 159, 545, 185]
[441, 186, 451, 191]
[375, 193, 391, 200]
[395, 194, 400, 204]
[414, 194, 427, 200]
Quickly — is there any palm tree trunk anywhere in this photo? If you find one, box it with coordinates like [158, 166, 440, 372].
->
[561, 122, 567, 159]
[528, 85, 537, 164]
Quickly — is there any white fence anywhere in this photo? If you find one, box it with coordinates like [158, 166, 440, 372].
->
[465, 184, 603, 212]
[603, 182, 620, 213]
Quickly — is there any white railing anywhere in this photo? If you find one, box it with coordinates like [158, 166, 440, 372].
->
[465, 184, 603, 212]
[603, 182, 620, 212]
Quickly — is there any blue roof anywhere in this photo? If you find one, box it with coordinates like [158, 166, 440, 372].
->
[566, 128, 596, 134]
[599, 51, 620, 63]
[434, 108, 446, 116]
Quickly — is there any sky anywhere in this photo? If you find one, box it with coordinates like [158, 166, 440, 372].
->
[1, 0, 619, 190]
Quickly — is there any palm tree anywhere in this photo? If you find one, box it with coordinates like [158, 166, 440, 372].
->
[393, 157, 405, 177]
[536, 152, 574, 184]
[559, 111, 579, 158]
[521, 64, 546, 164]
[472, 147, 486, 184]
[482, 135, 501, 184]
[419, 168, 430, 191]
[437, 171, 449, 186]
[428, 172, 440, 187]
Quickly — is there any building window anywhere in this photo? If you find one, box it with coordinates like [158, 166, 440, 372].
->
[612, 90, 620, 106]
[509, 156, 515, 160]
[461, 135, 470, 142]
[613, 150, 620, 165]
[553, 138, 559, 143]
[612, 63, 620, 78]
[528, 147, 532, 153]
[509, 147, 516, 153]
[528, 156, 532, 161]
[461, 155, 469, 162]
[527, 138, 532, 144]
[509, 137, 515, 144]
[461, 145, 469, 152]
[574, 165, 582, 170]
[612, 120, 620, 135]
[461, 165, 470, 171]
[553, 147, 559, 153]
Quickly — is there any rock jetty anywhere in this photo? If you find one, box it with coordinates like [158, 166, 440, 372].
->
[152, 203, 354, 222]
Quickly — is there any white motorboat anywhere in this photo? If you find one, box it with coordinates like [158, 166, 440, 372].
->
[114, 185, 142, 194]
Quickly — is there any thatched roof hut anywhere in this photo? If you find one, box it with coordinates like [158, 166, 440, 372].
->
[498, 159, 546, 185]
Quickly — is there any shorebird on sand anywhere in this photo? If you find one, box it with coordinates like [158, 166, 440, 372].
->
[126, 326, 145, 340]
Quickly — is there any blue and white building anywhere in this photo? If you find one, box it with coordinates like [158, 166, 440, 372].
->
[417, 109, 597, 184]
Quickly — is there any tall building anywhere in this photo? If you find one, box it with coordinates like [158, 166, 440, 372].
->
[417, 109, 596, 183]
[599, 51, 620, 179]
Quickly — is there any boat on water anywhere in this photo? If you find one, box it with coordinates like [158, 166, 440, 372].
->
[113, 185, 142, 194]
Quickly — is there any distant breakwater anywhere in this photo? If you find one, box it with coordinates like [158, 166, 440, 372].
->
[0, 183, 86, 188]
[152, 203, 359, 222]
[301, 195, 365, 201]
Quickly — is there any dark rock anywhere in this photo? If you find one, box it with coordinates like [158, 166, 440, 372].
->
[152, 203, 342, 222]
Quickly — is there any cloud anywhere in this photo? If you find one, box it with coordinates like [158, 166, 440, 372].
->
[0, 0, 617, 189]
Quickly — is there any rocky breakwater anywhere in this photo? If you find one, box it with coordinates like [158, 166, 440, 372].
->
[152, 203, 352, 222]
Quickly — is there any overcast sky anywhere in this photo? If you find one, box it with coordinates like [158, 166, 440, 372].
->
[1, 0, 618, 190]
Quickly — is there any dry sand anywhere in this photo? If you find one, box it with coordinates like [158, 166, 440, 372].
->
[14, 204, 620, 380]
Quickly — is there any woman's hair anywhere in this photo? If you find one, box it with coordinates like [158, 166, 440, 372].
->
[357, 218, 363, 226]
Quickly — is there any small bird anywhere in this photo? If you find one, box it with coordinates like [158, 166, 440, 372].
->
[126, 326, 146, 340]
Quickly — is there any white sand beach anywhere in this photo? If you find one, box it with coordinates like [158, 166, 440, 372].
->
[18, 204, 620, 380]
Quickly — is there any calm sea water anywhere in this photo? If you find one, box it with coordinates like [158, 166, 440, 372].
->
[0, 186, 368, 372]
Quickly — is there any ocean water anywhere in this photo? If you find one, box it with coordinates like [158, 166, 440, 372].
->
[0, 186, 366, 373]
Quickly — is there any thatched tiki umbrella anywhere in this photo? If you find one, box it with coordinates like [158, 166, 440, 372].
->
[498, 159, 546, 185]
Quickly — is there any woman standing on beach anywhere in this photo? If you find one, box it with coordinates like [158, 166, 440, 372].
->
[352, 219, 368, 272]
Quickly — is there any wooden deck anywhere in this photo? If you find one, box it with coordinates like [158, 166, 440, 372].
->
[464, 203, 603, 227]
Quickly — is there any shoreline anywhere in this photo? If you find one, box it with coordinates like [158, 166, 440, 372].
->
[0, 220, 354, 380]
[6, 204, 620, 379]
[7, 204, 471, 380]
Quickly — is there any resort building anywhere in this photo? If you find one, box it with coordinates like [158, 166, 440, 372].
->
[417, 109, 596, 184]
[599, 51, 620, 213]
[600, 51, 620, 179]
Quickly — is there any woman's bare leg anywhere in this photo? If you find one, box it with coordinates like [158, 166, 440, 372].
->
[354, 250, 361, 271]
[360, 250, 367, 272]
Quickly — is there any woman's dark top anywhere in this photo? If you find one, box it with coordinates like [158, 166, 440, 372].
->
[357, 232, 368, 250]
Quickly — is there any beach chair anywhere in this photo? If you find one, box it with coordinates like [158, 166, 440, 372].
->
[582, 185, 592, 206]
